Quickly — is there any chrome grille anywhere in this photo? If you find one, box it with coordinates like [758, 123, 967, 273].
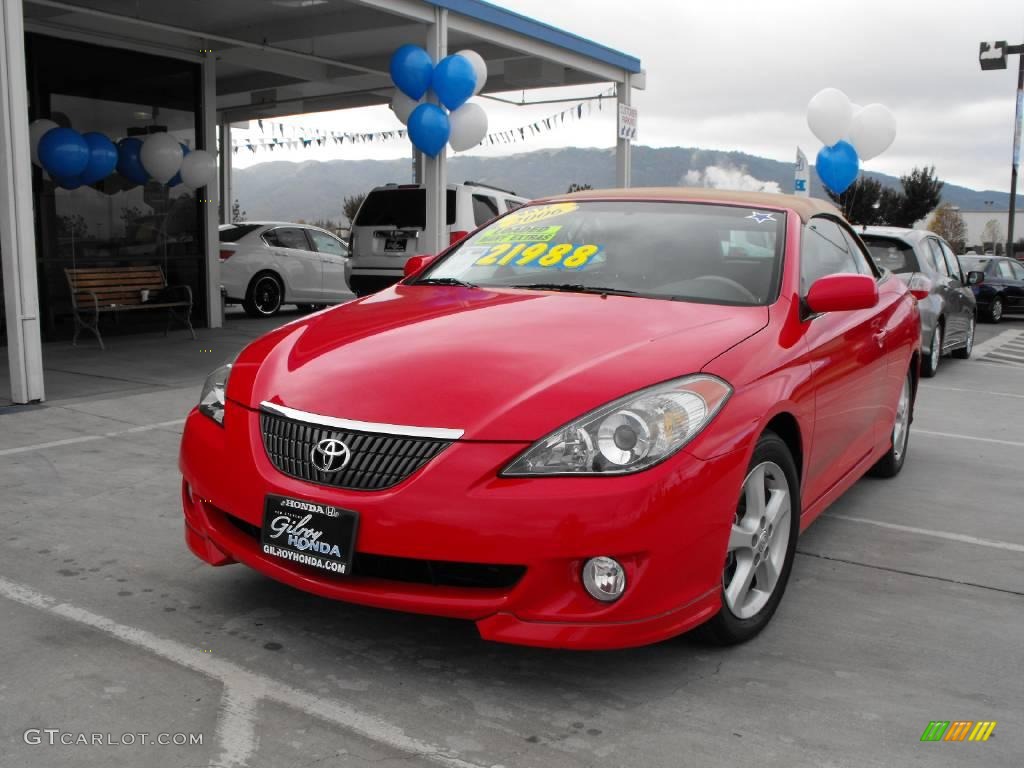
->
[260, 410, 452, 491]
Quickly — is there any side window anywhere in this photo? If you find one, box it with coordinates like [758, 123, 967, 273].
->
[1010, 260, 1024, 281]
[938, 241, 962, 282]
[996, 260, 1015, 279]
[265, 227, 309, 250]
[504, 199, 524, 212]
[839, 227, 878, 277]
[308, 230, 347, 257]
[472, 195, 500, 227]
[801, 218, 862, 293]
[915, 240, 940, 274]
[928, 240, 950, 276]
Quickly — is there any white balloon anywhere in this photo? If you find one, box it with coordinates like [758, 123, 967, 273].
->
[807, 87, 854, 147]
[848, 103, 897, 161]
[140, 132, 183, 183]
[448, 102, 488, 152]
[30, 119, 59, 166]
[390, 89, 420, 125]
[455, 49, 488, 95]
[180, 149, 216, 189]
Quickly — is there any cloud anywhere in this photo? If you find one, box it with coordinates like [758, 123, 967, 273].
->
[684, 164, 782, 193]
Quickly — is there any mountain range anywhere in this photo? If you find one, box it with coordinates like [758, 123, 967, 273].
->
[233, 146, 1022, 224]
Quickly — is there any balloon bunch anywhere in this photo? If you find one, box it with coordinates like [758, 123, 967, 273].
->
[806, 88, 897, 195]
[388, 45, 488, 156]
[28, 119, 217, 192]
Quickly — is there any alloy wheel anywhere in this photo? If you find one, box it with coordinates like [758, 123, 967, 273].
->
[892, 374, 911, 463]
[254, 276, 282, 315]
[964, 317, 975, 356]
[930, 326, 942, 372]
[723, 461, 793, 620]
[992, 298, 1003, 321]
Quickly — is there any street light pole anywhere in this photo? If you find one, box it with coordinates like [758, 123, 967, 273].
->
[979, 40, 1024, 258]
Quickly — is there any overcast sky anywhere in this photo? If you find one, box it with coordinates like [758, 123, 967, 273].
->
[234, 0, 1024, 194]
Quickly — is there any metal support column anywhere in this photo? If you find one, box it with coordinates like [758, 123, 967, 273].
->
[0, 0, 45, 403]
[615, 73, 632, 188]
[422, 7, 447, 255]
[219, 119, 233, 225]
[1008, 50, 1023, 257]
[202, 54, 221, 328]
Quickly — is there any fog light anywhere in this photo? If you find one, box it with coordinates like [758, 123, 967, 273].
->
[582, 556, 626, 602]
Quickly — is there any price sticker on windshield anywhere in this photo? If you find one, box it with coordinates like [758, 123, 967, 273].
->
[497, 202, 578, 228]
[471, 242, 602, 270]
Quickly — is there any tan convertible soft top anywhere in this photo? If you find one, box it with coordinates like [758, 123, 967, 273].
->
[539, 187, 841, 223]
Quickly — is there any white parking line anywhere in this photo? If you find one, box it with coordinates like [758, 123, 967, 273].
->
[919, 384, 1024, 400]
[0, 577, 484, 768]
[914, 428, 1024, 449]
[826, 515, 1024, 553]
[0, 419, 185, 457]
[971, 328, 1023, 358]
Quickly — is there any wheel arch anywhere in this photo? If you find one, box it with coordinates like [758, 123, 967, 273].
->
[762, 412, 803, 486]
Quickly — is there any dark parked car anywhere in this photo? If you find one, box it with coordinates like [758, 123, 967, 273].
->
[959, 255, 1024, 323]
[861, 227, 977, 377]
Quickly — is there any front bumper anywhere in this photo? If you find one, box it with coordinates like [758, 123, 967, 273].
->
[179, 401, 748, 649]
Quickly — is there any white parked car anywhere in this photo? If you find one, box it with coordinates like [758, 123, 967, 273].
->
[347, 181, 529, 295]
[219, 222, 350, 317]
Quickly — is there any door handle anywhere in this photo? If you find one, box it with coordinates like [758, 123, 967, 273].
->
[872, 328, 887, 348]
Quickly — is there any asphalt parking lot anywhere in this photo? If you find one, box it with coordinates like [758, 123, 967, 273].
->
[1, 311, 1022, 768]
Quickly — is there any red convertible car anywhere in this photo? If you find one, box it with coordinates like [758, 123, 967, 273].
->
[180, 189, 919, 650]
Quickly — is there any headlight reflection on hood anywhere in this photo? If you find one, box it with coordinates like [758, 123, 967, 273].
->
[502, 375, 732, 476]
[198, 363, 232, 426]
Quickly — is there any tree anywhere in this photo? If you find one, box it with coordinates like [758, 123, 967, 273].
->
[343, 193, 366, 225]
[888, 166, 943, 227]
[927, 204, 967, 253]
[566, 183, 592, 193]
[825, 177, 884, 225]
[231, 198, 246, 223]
[981, 219, 1003, 254]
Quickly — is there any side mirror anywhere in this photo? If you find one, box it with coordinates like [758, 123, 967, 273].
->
[404, 253, 436, 278]
[805, 273, 879, 314]
[966, 270, 985, 286]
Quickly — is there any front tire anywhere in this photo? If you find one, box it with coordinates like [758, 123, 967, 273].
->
[952, 315, 975, 359]
[920, 323, 941, 378]
[868, 368, 913, 478]
[986, 296, 1003, 323]
[243, 273, 284, 318]
[703, 431, 799, 646]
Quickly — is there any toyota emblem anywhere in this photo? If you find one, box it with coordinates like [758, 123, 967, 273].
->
[311, 437, 351, 473]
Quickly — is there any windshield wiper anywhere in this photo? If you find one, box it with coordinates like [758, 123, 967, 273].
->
[506, 282, 639, 296]
[416, 277, 478, 288]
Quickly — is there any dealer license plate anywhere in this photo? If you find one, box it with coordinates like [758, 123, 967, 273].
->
[260, 495, 358, 575]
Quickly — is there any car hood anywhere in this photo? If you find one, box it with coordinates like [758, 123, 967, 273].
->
[230, 286, 768, 441]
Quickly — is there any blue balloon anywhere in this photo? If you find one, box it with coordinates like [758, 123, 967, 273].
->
[816, 140, 860, 194]
[78, 132, 118, 185]
[168, 143, 189, 187]
[390, 44, 434, 101]
[38, 127, 90, 178]
[431, 54, 476, 111]
[54, 175, 83, 190]
[116, 137, 149, 185]
[407, 103, 450, 158]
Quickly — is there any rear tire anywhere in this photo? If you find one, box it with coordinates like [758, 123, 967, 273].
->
[868, 368, 913, 478]
[952, 315, 975, 359]
[703, 431, 800, 646]
[920, 324, 941, 378]
[243, 273, 284, 318]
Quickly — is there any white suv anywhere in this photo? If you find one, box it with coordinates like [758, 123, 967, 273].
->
[346, 181, 529, 295]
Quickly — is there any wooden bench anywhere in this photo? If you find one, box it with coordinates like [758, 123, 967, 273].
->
[65, 265, 195, 350]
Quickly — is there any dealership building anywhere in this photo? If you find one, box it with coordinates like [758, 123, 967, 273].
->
[0, 0, 643, 404]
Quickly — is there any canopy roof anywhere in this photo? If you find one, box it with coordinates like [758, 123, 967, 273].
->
[24, 0, 643, 121]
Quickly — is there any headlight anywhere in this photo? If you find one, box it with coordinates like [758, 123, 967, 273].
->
[198, 363, 232, 425]
[502, 375, 732, 476]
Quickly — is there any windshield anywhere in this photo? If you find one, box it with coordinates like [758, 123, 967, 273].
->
[861, 235, 919, 274]
[959, 256, 991, 273]
[417, 201, 786, 306]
